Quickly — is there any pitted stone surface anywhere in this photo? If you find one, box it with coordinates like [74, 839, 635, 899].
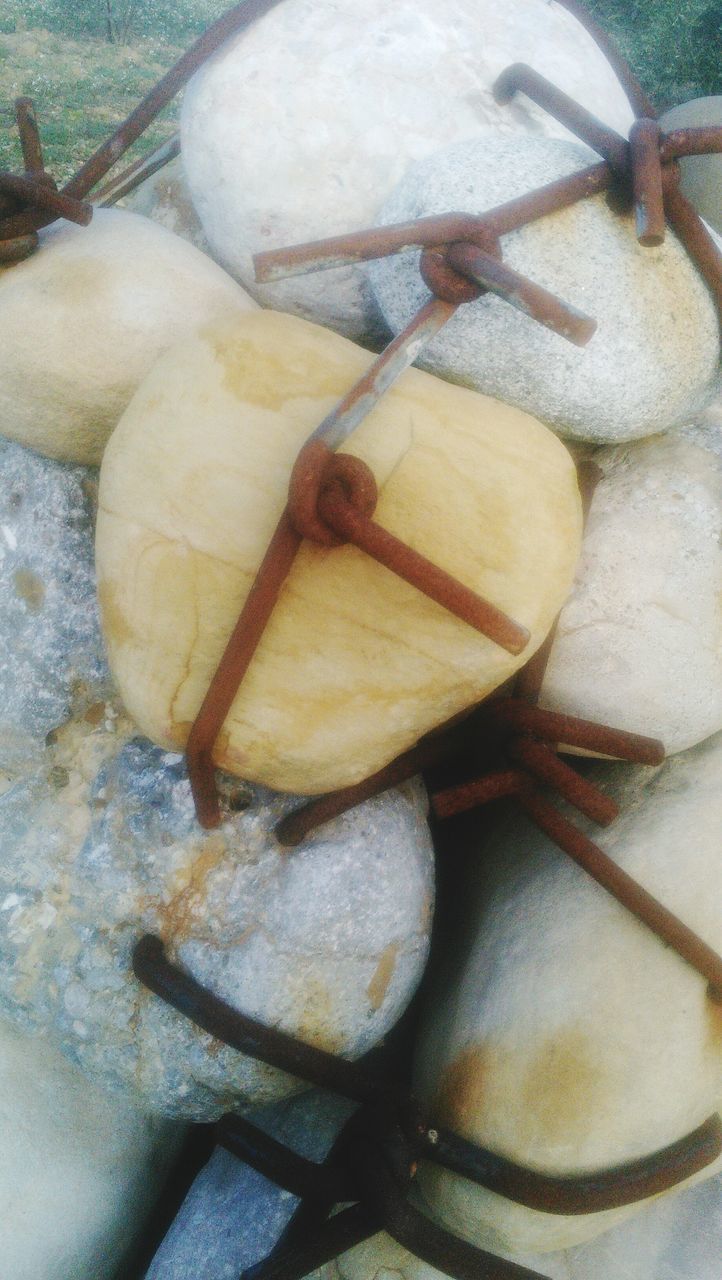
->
[369, 133, 722, 442]
[412, 734, 722, 1253]
[0, 1019, 182, 1280]
[0, 713, 434, 1118]
[0, 441, 108, 790]
[181, 0, 634, 342]
[540, 432, 722, 754]
[147, 1090, 353, 1279]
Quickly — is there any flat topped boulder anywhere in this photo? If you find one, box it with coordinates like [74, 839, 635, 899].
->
[370, 133, 722, 443]
[96, 309, 582, 796]
[181, 0, 634, 341]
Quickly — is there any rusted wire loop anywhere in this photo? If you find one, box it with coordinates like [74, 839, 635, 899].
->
[287, 439, 377, 548]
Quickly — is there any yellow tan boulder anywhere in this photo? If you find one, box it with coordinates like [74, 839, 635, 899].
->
[96, 310, 582, 794]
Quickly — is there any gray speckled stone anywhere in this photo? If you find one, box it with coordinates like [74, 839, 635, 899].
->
[0, 440, 108, 789]
[147, 1090, 354, 1279]
[0, 715, 434, 1118]
[369, 133, 722, 443]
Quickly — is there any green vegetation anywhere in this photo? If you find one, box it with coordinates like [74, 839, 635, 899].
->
[0, 1, 718, 190]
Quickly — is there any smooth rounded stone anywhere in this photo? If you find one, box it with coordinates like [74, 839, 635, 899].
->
[540, 433, 722, 755]
[0, 1017, 182, 1280]
[0, 207, 255, 466]
[412, 734, 722, 1253]
[181, 0, 634, 341]
[121, 154, 212, 255]
[96, 309, 582, 795]
[660, 98, 722, 235]
[0, 703, 434, 1118]
[0, 439, 109, 791]
[331, 1169, 722, 1280]
[369, 133, 722, 443]
[147, 1090, 354, 1279]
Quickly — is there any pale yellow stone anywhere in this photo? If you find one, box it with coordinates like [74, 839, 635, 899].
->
[96, 311, 582, 794]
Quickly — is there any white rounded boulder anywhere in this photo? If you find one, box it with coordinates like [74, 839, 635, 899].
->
[181, 0, 634, 341]
[0, 208, 255, 465]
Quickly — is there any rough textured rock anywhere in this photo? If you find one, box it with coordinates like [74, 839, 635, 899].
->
[96, 309, 582, 795]
[413, 735, 722, 1252]
[660, 98, 722, 236]
[540, 432, 722, 754]
[332, 1172, 722, 1280]
[370, 133, 722, 443]
[0, 712, 434, 1118]
[147, 1090, 353, 1278]
[181, 0, 634, 341]
[0, 1018, 181, 1280]
[121, 153, 212, 254]
[0, 208, 255, 465]
[0, 440, 108, 790]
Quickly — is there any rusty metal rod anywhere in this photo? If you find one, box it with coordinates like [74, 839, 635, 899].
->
[14, 97, 44, 173]
[519, 789, 722, 997]
[554, 0, 658, 119]
[319, 483, 530, 656]
[431, 769, 524, 820]
[629, 118, 665, 245]
[507, 738, 619, 825]
[0, 172, 92, 226]
[493, 64, 630, 171]
[662, 126, 722, 159]
[0, 232, 38, 263]
[663, 178, 722, 316]
[96, 133, 181, 208]
[444, 242, 597, 345]
[488, 700, 665, 764]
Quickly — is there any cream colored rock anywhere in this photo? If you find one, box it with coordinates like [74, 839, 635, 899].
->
[0, 1018, 181, 1280]
[122, 154, 212, 255]
[540, 433, 722, 753]
[96, 310, 582, 795]
[0, 208, 255, 466]
[413, 735, 722, 1254]
[181, 0, 634, 340]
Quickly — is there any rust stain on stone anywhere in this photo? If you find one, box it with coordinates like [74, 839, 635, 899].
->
[367, 942, 399, 1011]
[13, 567, 45, 611]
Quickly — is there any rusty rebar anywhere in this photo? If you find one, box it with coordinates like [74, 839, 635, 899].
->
[493, 64, 630, 172]
[14, 97, 44, 174]
[487, 701, 665, 764]
[506, 738, 619, 825]
[629, 118, 665, 245]
[554, 0, 657, 119]
[0, 172, 93, 226]
[95, 133, 181, 208]
[662, 126, 722, 160]
[663, 174, 722, 315]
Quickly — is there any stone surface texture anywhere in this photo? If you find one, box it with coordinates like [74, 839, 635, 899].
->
[0, 207, 255, 465]
[181, 0, 634, 341]
[122, 153, 212, 254]
[413, 734, 722, 1252]
[540, 432, 722, 755]
[369, 133, 722, 443]
[96, 309, 582, 795]
[0, 440, 108, 790]
[660, 98, 722, 235]
[0, 1018, 182, 1280]
[147, 1090, 354, 1278]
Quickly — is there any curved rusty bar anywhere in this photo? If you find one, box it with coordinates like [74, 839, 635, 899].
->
[554, 0, 657, 119]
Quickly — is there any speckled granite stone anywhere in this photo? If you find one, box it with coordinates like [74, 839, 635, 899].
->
[0, 440, 109, 790]
[369, 133, 722, 443]
[146, 1090, 354, 1279]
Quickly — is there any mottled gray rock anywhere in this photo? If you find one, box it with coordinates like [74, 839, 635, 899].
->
[540, 432, 722, 754]
[412, 735, 722, 1252]
[147, 1090, 354, 1279]
[0, 713, 434, 1118]
[370, 133, 721, 443]
[121, 154, 212, 255]
[332, 1171, 722, 1280]
[0, 1017, 182, 1280]
[660, 98, 722, 236]
[0, 440, 109, 790]
[181, 0, 633, 342]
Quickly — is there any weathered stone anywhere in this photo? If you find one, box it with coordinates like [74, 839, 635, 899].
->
[0, 440, 109, 790]
[96, 309, 582, 795]
[412, 735, 722, 1252]
[0, 1017, 182, 1280]
[121, 153, 212, 255]
[370, 133, 722, 443]
[0, 208, 255, 466]
[146, 1090, 353, 1279]
[181, 0, 634, 341]
[0, 710, 434, 1118]
[660, 98, 722, 236]
[332, 1170, 722, 1280]
[540, 432, 722, 754]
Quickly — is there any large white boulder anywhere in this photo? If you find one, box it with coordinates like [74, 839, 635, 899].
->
[0, 208, 255, 466]
[181, 0, 634, 341]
